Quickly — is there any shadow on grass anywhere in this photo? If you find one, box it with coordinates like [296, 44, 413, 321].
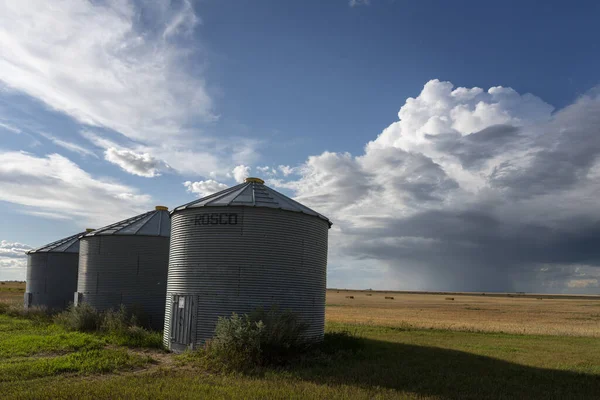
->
[293, 335, 600, 400]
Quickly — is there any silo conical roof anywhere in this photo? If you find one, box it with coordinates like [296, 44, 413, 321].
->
[173, 177, 332, 226]
[27, 231, 87, 254]
[82, 206, 171, 238]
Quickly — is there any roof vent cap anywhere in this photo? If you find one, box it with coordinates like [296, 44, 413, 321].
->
[245, 177, 264, 184]
[155, 206, 168, 211]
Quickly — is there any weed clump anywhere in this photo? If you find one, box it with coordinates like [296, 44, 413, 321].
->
[201, 313, 264, 371]
[0, 301, 10, 315]
[182, 316, 365, 374]
[54, 304, 162, 348]
[102, 305, 144, 332]
[0, 301, 52, 324]
[190, 307, 310, 372]
[54, 303, 102, 331]
[249, 306, 310, 364]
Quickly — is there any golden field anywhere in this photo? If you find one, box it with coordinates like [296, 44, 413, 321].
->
[326, 289, 600, 337]
[0, 281, 25, 302]
[5, 282, 600, 337]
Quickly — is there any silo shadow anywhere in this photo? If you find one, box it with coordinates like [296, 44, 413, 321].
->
[292, 335, 600, 400]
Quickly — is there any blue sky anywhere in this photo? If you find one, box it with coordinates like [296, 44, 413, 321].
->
[1, 0, 600, 293]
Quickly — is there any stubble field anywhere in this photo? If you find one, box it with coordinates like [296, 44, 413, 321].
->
[0, 281, 25, 302]
[1, 282, 599, 399]
[326, 289, 600, 337]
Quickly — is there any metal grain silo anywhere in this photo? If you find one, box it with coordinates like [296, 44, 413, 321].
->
[164, 177, 331, 351]
[24, 230, 90, 310]
[75, 207, 171, 330]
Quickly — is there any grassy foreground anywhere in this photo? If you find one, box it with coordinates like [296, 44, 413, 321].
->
[0, 315, 599, 399]
[1, 283, 599, 399]
[0, 314, 154, 383]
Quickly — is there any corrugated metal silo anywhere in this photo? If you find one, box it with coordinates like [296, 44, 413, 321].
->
[75, 206, 171, 330]
[25, 230, 89, 310]
[164, 177, 331, 351]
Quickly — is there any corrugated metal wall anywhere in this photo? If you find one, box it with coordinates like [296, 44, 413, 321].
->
[24, 253, 79, 310]
[76, 236, 169, 330]
[164, 206, 329, 350]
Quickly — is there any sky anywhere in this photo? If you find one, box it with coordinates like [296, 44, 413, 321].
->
[1, 0, 600, 293]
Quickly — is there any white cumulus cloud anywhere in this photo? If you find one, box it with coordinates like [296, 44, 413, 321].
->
[104, 148, 166, 178]
[257, 165, 277, 176]
[273, 79, 600, 293]
[184, 180, 229, 197]
[349, 0, 371, 7]
[0, 240, 32, 259]
[0, 240, 32, 281]
[232, 165, 251, 183]
[278, 165, 296, 176]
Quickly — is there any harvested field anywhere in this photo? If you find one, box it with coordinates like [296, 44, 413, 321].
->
[0, 282, 25, 302]
[326, 290, 600, 337]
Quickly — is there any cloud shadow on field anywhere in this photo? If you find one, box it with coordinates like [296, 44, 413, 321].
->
[295, 336, 600, 399]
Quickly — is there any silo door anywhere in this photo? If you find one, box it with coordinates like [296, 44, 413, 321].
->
[170, 295, 196, 351]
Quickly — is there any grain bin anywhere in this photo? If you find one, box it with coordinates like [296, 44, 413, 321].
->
[24, 230, 90, 310]
[164, 177, 331, 352]
[75, 207, 171, 330]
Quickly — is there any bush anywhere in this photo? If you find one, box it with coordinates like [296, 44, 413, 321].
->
[249, 306, 309, 364]
[206, 313, 265, 371]
[101, 305, 161, 347]
[102, 305, 143, 333]
[54, 303, 102, 332]
[54, 303, 162, 349]
[196, 307, 309, 372]
[107, 326, 164, 349]
[0, 300, 53, 324]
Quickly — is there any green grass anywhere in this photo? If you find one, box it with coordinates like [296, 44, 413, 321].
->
[0, 315, 599, 399]
[0, 314, 153, 385]
[0, 370, 405, 400]
[0, 314, 37, 332]
[0, 349, 150, 382]
[0, 329, 104, 358]
[52, 303, 165, 349]
[0, 315, 104, 357]
[104, 327, 164, 349]
[332, 323, 600, 374]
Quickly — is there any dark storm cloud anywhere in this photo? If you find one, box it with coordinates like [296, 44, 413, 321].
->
[343, 210, 600, 265]
[284, 80, 600, 293]
[428, 124, 521, 169]
[489, 97, 600, 198]
[336, 208, 600, 292]
[360, 148, 459, 204]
